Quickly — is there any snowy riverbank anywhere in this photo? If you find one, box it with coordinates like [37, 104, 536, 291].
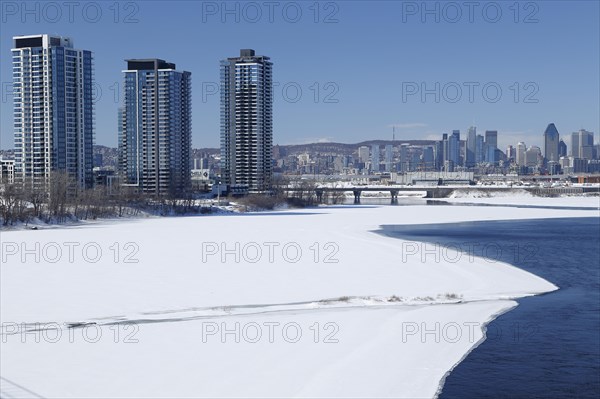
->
[441, 191, 600, 208]
[1, 199, 596, 398]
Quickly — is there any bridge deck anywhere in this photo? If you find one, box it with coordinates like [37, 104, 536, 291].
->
[284, 185, 598, 200]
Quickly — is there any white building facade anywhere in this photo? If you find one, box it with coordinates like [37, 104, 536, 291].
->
[12, 34, 94, 191]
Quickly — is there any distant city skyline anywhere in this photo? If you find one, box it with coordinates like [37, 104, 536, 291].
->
[1, 1, 598, 151]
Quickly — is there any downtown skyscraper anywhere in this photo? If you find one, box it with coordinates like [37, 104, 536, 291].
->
[448, 130, 461, 165]
[220, 49, 273, 193]
[371, 145, 380, 172]
[118, 59, 191, 196]
[12, 34, 94, 190]
[543, 123, 560, 163]
[516, 141, 527, 166]
[570, 129, 594, 159]
[485, 130, 498, 163]
[466, 126, 477, 166]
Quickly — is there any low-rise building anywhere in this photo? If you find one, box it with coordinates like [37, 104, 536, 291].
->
[0, 159, 15, 185]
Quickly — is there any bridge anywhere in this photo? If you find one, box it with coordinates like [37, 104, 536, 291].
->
[285, 185, 599, 203]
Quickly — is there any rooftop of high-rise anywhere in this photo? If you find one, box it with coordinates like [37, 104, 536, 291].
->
[13, 34, 73, 49]
[226, 49, 270, 61]
[124, 59, 176, 70]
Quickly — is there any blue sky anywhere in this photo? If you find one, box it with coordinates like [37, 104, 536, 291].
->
[1, 0, 598, 150]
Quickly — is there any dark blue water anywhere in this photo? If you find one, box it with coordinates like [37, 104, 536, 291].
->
[380, 217, 600, 398]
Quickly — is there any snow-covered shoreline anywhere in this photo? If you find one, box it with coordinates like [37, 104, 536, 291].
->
[1, 197, 597, 398]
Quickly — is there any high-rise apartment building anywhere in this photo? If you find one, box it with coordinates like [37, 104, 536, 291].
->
[543, 123, 560, 162]
[12, 34, 94, 191]
[220, 49, 273, 193]
[118, 59, 192, 196]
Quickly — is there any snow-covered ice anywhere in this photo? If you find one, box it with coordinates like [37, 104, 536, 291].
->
[444, 190, 600, 208]
[1, 198, 597, 398]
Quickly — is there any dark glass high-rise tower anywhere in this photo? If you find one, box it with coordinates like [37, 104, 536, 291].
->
[485, 130, 498, 163]
[466, 126, 477, 167]
[449, 130, 461, 165]
[220, 49, 273, 193]
[118, 59, 191, 196]
[543, 123, 560, 162]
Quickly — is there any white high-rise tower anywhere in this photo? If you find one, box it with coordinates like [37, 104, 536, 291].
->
[12, 34, 94, 191]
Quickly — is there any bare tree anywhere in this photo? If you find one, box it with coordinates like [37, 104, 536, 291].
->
[0, 183, 20, 226]
[47, 171, 72, 223]
[330, 183, 347, 204]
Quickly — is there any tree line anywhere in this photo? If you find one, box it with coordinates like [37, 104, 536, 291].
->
[0, 171, 204, 226]
[0, 173, 345, 226]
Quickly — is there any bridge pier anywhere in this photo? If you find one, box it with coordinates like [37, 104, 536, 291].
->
[315, 189, 324, 203]
[390, 190, 398, 204]
[353, 190, 362, 204]
[425, 187, 453, 198]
